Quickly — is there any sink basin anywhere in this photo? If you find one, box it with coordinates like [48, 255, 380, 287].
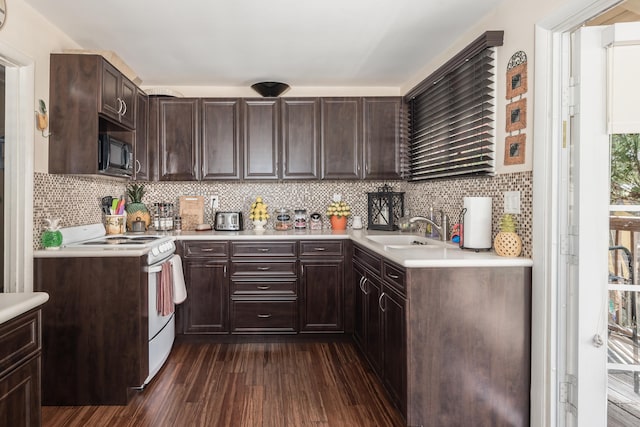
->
[365, 235, 431, 246]
[384, 244, 443, 250]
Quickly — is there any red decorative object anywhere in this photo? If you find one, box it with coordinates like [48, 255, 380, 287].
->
[330, 215, 348, 231]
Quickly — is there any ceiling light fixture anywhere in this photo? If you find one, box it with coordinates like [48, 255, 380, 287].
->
[251, 82, 290, 97]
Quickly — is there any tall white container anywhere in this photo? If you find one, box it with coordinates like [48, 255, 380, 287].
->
[461, 197, 492, 250]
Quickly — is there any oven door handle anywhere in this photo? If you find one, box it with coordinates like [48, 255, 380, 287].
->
[144, 265, 163, 274]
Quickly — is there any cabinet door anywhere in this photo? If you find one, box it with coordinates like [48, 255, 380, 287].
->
[320, 98, 361, 179]
[120, 77, 137, 129]
[0, 356, 41, 427]
[382, 285, 407, 413]
[157, 98, 199, 181]
[281, 98, 320, 179]
[100, 60, 121, 122]
[353, 263, 367, 348]
[363, 97, 404, 180]
[201, 99, 242, 180]
[183, 260, 228, 334]
[299, 259, 344, 332]
[134, 92, 149, 180]
[243, 99, 279, 179]
[364, 273, 383, 373]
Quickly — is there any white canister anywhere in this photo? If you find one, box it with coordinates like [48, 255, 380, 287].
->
[352, 215, 363, 229]
[461, 197, 492, 250]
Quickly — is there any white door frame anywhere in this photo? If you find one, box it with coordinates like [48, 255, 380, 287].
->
[0, 41, 35, 293]
[533, 1, 623, 426]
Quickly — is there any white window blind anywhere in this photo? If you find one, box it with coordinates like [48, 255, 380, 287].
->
[405, 31, 503, 181]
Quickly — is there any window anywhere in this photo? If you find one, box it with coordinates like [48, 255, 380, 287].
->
[405, 31, 503, 181]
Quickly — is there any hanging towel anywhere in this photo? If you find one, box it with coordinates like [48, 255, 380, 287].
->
[157, 259, 174, 316]
[170, 254, 187, 304]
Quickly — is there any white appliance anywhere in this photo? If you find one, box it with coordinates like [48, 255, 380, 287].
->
[61, 224, 180, 387]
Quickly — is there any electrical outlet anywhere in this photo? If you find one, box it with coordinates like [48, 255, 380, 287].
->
[211, 195, 220, 209]
[504, 191, 521, 214]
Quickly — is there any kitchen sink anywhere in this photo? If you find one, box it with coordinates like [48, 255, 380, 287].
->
[365, 235, 432, 246]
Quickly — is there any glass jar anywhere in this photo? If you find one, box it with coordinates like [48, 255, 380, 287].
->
[293, 209, 307, 230]
[273, 208, 293, 231]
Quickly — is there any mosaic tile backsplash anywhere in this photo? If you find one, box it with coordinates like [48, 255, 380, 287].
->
[33, 171, 533, 257]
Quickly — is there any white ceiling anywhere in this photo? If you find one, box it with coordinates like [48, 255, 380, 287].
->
[24, 0, 503, 89]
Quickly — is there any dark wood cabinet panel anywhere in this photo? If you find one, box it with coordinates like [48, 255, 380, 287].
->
[243, 99, 279, 179]
[364, 273, 384, 374]
[381, 286, 407, 414]
[281, 98, 320, 179]
[299, 259, 344, 332]
[201, 98, 242, 180]
[320, 98, 361, 179]
[231, 299, 297, 333]
[153, 98, 200, 181]
[0, 354, 41, 427]
[362, 97, 404, 180]
[134, 91, 149, 180]
[100, 59, 136, 129]
[120, 78, 137, 129]
[353, 263, 367, 349]
[34, 256, 148, 405]
[183, 260, 229, 334]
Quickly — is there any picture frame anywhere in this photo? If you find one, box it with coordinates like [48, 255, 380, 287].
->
[506, 61, 527, 99]
[506, 98, 527, 133]
[504, 134, 526, 165]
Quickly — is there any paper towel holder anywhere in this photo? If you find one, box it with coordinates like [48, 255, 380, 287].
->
[458, 208, 492, 252]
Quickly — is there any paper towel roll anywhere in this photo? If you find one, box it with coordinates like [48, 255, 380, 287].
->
[462, 197, 492, 250]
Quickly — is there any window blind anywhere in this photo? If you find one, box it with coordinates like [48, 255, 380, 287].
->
[405, 31, 503, 181]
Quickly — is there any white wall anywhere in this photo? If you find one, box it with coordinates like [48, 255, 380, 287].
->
[0, 0, 80, 173]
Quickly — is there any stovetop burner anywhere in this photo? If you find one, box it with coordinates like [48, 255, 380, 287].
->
[81, 236, 162, 245]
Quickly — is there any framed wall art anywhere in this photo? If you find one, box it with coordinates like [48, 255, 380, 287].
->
[506, 98, 527, 132]
[506, 51, 527, 99]
[504, 134, 526, 165]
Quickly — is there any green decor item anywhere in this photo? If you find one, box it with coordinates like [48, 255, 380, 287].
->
[41, 218, 63, 249]
[126, 183, 151, 230]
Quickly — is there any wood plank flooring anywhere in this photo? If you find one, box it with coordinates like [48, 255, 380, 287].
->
[42, 337, 405, 427]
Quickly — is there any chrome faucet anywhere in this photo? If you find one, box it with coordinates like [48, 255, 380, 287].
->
[409, 211, 450, 241]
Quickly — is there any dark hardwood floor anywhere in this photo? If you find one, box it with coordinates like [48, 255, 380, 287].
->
[42, 337, 405, 427]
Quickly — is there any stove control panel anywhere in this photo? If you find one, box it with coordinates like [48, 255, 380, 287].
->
[148, 240, 176, 264]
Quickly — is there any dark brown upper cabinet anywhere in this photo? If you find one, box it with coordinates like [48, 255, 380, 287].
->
[201, 99, 242, 180]
[320, 98, 362, 180]
[243, 99, 279, 180]
[100, 60, 137, 130]
[362, 98, 404, 180]
[281, 98, 320, 180]
[134, 91, 149, 181]
[149, 97, 200, 181]
[48, 54, 137, 176]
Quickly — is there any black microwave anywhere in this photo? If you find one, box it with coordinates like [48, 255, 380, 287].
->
[98, 134, 133, 177]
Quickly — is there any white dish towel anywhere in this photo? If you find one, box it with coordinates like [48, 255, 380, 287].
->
[170, 254, 187, 304]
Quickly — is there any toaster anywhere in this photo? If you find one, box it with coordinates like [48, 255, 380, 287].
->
[214, 212, 243, 231]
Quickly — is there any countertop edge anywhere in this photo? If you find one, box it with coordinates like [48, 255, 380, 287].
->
[0, 292, 49, 325]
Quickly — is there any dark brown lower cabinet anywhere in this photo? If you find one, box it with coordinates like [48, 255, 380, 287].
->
[0, 310, 42, 427]
[182, 260, 229, 334]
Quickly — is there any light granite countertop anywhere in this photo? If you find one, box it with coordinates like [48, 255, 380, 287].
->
[0, 292, 49, 325]
[33, 229, 533, 268]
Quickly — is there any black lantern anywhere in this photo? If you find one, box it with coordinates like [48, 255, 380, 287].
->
[367, 185, 404, 231]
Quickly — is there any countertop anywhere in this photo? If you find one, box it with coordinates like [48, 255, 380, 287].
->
[35, 228, 531, 268]
[0, 292, 49, 325]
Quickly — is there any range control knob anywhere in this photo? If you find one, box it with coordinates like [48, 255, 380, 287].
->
[151, 247, 160, 256]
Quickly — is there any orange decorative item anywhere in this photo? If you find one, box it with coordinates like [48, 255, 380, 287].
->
[330, 215, 348, 230]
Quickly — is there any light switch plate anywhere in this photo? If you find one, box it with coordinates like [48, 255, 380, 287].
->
[211, 195, 219, 209]
[504, 191, 521, 214]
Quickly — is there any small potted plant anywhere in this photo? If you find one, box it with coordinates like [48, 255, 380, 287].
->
[326, 197, 351, 230]
[249, 196, 270, 230]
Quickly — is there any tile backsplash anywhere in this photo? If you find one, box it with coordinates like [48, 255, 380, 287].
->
[33, 171, 532, 257]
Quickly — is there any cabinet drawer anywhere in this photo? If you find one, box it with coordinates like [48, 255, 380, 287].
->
[353, 244, 382, 276]
[231, 279, 297, 296]
[383, 262, 406, 294]
[0, 310, 41, 376]
[183, 241, 228, 258]
[231, 300, 297, 333]
[230, 261, 297, 277]
[231, 241, 296, 257]
[299, 240, 344, 257]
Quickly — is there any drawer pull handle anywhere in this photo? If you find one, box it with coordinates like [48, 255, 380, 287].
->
[387, 273, 400, 279]
[200, 248, 215, 252]
[257, 314, 272, 319]
[258, 248, 271, 252]
[313, 247, 327, 251]
[257, 266, 271, 271]
[257, 285, 271, 290]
